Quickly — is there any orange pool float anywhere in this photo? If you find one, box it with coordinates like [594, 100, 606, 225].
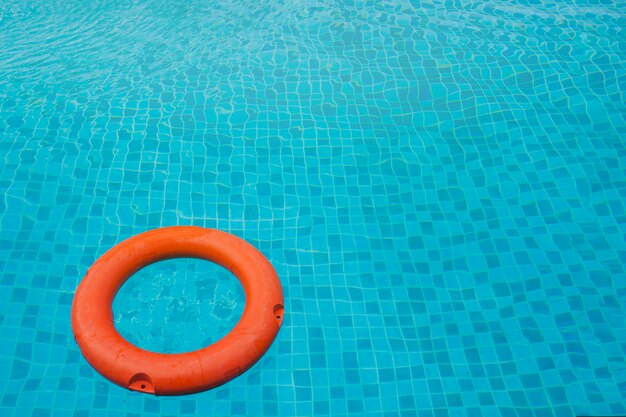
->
[71, 226, 284, 396]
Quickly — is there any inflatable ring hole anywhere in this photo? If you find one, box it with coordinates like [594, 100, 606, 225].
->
[113, 258, 244, 353]
[273, 304, 284, 325]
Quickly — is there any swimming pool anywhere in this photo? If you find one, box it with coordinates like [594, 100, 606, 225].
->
[1, 0, 624, 415]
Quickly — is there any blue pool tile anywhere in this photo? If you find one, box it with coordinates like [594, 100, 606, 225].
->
[0, 0, 625, 416]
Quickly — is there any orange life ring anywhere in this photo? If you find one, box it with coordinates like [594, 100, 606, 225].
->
[71, 226, 284, 396]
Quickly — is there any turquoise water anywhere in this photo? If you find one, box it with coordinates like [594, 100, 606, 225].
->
[113, 259, 245, 354]
[1, 0, 625, 415]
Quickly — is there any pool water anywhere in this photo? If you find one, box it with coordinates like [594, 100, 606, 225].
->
[1, 0, 625, 416]
[113, 259, 245, 354]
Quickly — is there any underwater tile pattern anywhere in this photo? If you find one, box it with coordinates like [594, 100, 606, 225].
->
[1, 0, 625, 416]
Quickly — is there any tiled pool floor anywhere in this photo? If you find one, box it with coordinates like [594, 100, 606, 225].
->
[0, 0, 625, 416]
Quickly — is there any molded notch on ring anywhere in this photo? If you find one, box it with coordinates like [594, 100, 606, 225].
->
[273, 304, 284, 326]
[128, 373, 154, 394]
